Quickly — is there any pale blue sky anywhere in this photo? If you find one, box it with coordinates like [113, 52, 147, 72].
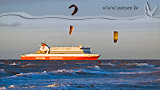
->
[0, 0, 160, 17]
[0, 0, 160, 59]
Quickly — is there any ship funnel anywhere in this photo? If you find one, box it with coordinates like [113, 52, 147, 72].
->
[41, 42, 50, 49]
[38, 43, 50, 54]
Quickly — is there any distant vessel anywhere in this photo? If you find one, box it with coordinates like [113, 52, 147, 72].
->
[21, 43, 100, 60]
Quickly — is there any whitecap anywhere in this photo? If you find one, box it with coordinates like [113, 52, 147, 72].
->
[14, 73, 25, 77]
[43, 83, 70, 90]
[0, 87, 6, 90]
[76, 69, 111, 75]
[136, 63, 155, 67]
[100, 63, 116, 66]
[0, 69, 6, 73]
[95, 66, 100, 68]
[22, 86, 36, 89]
[115, 71, 151, 75]
[117, 72, 135, 74]
[9, 63, 17, 66]
[26, 63, 35, 65]
[51, 69, 74, 74]
[44, 83, 59, 87]
[155, 67, 160, 69]
[30, 86, 36, 88]
[123, 63, 154, 67]
[49, 67, 112, 75]
[9, 71, 47, 79]
[43, 71, 47, 73]
[8, 85, 15, 88]
[21, 63, 36, 68]
[86, 66, 101, 70]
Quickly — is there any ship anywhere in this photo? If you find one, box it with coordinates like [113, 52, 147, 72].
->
[21, 43, 100, 60]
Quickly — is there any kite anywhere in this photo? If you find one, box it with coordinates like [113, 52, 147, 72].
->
[69, 4, 78, 15]
[69, 25, 73, 35]
[113, 30, 119, 43]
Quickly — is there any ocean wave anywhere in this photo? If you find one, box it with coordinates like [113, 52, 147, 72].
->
[0, 83, 95, 90]
[6, 71, 47, 79]
[116, 71, 149, 75]
[2, 64, 158, 80]
[120, 63, 155, 67]
[99, 63, 116, 66]
[75, 69, 110, 75]
[21, 86, 36, 89]
[155, 67, 160, 69]
[6, 68, 158, 78]
[49, 69, 75, 75]
[0, 69, 19, 77]
[0, 87, 6, 90]
[0, 62, 4, 65]
[21, 83, 69, 90]
[9, 62, 18, 66]
[21, 63, 37, 68]
[47, 66, 156, 75]
[44, 83, 59, 87]
[49, 66, 110, 75]
[8, 85, 15, 89]
[0, 69, 6, 73]
[135, 63, 155, 67]
[115, 70, 160, 75]
[3, 85, 37, 90]
[147, 71, 160, 76]
[86, 66, 102, 70]
[14, 83, 70, 90]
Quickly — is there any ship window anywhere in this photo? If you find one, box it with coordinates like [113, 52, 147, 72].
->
[83, 51, 91, 54]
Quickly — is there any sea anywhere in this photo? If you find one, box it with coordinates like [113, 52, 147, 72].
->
[0, 60, 160, 90]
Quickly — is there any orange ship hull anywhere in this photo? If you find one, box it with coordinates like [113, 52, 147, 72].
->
[21, 55, 100, 60]
[21, 43, 100, 60]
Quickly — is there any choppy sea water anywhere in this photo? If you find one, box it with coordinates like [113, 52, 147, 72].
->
[0, 60, 160, 90]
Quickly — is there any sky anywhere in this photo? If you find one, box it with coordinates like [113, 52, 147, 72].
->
[0, 0, 160, 59]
